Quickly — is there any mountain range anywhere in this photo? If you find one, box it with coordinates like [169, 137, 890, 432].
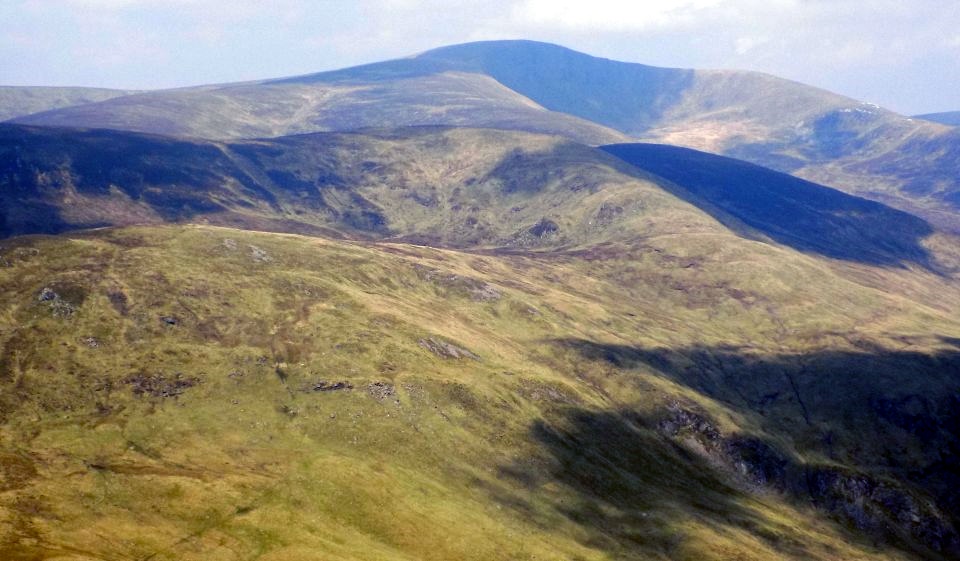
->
[6, 40, 960, 232]
[2, 40, 960, 561]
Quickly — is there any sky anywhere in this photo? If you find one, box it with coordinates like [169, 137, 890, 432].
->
[2, 0, 959, 115]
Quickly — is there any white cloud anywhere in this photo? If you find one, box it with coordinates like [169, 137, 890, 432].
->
[60, 0, 201, 8]
[734, 36, 768, 55]
[510, 0, 725, 31]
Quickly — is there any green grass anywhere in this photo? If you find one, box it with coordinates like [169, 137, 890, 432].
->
[0, 224, 958, 560]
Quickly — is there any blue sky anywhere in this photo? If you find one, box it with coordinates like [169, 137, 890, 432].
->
[2, 0, 959, 114]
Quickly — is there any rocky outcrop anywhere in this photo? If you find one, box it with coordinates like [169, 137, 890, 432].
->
[413, 265, 501, 302]
[804, 466, 958, 553]
[657, 402, 960, 556]
[123, 371, 200, 399]
[418, 337, 480, 360]
[301, 380, 353, 392]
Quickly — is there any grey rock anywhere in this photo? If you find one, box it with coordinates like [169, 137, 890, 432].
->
[418, 337, 480, 360]
[38, 287, 57, 302]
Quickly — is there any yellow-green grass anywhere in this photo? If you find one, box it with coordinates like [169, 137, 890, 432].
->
[1, 224, 959, 560]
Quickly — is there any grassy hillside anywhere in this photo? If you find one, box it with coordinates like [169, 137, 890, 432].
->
[0, 87, 137, 122]
[1, 223, 960, 560]
[9, 73, 627, 146]
[798, 126, 960, 226]
[3, 120, 960, 558]
[3, 124, 953, 274]
[10, 40, 960, 231]
[410, 42, 960, 230]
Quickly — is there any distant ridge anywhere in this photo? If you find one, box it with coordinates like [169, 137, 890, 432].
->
[7, 40, 960, 230]
[915, 111, 960, 126]
[0, 85, 137, 121]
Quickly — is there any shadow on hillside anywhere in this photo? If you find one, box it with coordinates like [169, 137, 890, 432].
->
[602, 143, 937, 270]
[540, 339, 960, 550]
[491, 339, 960, 558]
[498, 408, 815, 559]
[0, 126, 258, 237]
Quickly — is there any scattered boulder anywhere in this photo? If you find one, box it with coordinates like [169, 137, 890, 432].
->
[657, 403, 723, 447]
[528, 218, 559, 238]
[594, 202, 624, 226]
[37, 286, 78, 317]
[418, 337, 480, 360]
[249, 245, 272, 263]
[123, 371, 200, 398]
[518, 380, 578, 404]
[414, 265, 502, 302]
[367, 381, 396, 401]
[79, 337, 101, 349]
[511, 218, 562, 247]
[469, 282, 502, 302]
[160, 316, 179, 326]
[38, 287, 57, 302]
[301, 380, 353, 392]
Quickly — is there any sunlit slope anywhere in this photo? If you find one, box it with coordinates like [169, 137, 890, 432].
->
[0, 86, 137, 122]
[8, 72, 627, 145]
[411, 41, 960, 229]
[1, 224, 960, 560]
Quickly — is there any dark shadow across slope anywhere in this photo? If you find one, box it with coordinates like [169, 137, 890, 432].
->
[602, 143, 935, 268]
[550, 338, 960, 558]
[0, 125, 263, 236]
[496, 408, 818, 560]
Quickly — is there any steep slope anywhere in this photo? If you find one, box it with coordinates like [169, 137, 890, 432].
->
[0, 86, 137, 121]
[0, 124, 947, 271]
[2, 223, 960, 560]
[11, 40, 960, 229]
[916, 112, 960, 127]
[601, 143, 935, 267]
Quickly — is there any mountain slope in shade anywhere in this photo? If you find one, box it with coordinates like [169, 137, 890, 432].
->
[10, 40, 960, 230]
[601, 143, 935, 268]
[915, 112, 960, 126]
[0, 123, 949, 272]
[0, 86, 137, 121]
[0, 124, 702, 244]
